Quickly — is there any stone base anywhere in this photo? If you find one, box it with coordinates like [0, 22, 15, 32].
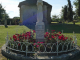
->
[36, 39, 45, 42]
[35, 22, 45, 42]
[1, 44, 80, 60]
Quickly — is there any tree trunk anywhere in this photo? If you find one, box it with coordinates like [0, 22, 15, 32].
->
[4, 19, 8, 28]
[73, 22, 75, 25]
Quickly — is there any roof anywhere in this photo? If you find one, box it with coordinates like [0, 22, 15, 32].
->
[18, 0, 52, 8]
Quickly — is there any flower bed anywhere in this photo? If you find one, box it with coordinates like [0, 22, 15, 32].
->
[6, 30, 76, 56]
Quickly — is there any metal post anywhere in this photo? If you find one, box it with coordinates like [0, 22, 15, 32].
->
[47, 29, 48, 32]
[26, 46, 28, 57]
[62, 30, 63, 34]
[75, 35, 77, 48]
[16, 30, 17, 34]
[24, 35, 25, 40]
[57, 36, 58, 56]
[30, 29, 31, 32]
[73, 31, 75, 49]
[7, 32, 9, 45]
[6, 32, 9, 52]
[26, 36, 29, 57]
[27, 36, 29, 42]
[73, 31, 74, 41]
[31, 29, 32, 37]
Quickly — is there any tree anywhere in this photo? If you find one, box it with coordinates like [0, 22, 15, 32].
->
[63, 5, 68, 21]
[74, 0, 80, 22]
[13, 17, 20, 20]
[60, 7, 64, 21]
[74, 0, 80, 17]
[12, 17, 20, 25]
[52, 15, 59, 22]
[0, 4, 5, 19]
[77, 0, 80, 17]
[67, 0, 73, 21]
[0, 3, 9, 27]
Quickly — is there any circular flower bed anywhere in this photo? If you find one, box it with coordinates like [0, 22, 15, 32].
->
[7, 30, 75, 56]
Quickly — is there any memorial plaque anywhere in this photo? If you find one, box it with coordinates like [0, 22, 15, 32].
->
[36, 30, 44, 39]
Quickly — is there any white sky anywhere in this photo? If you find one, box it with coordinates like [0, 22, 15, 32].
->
[0, 0, 76, 18]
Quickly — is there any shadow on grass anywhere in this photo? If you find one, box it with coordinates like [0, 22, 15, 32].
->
[47, 23, 80, 33]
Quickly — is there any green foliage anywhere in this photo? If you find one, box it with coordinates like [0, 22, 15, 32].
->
[78, 17, 80, 21]
[0, 3, 9, 27]
[13, 17, 20, 20]
[0, 4, 5, 19]
[63, 5, 68, 21]
[12, 17, 20, 25]
[67, 0, 73, 21]
[51, 15, 59, 22]
[77, 0, 80, 16]
[74, 0, 80, 17]
[60, 0, 74, 22]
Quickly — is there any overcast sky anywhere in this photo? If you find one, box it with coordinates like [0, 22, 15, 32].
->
[0, 0, 75, 18]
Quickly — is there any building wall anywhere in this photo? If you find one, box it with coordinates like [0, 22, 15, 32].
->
[20, 5, 49, 29]
[47, 7, 52, 23]
[20, 5, 37, 24]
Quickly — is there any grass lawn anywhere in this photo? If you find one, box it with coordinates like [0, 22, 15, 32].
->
[0, 25, 31, 48]
[0, 22, 80, 60]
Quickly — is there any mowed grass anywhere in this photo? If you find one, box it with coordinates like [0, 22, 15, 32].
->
[49, 23, 80, 46]
[0, 25, 30, 48]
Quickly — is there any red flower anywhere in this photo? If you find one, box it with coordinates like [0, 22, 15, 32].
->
[14, 38, 17, 40]
[14, 39, 17, 41]
[13, 35, 17, 38]
[33, 30, 35, 33]
[51, 30, 55, 33]
[62, 38, 65, 41]
[58, 36, 62, 40]
[33, 40, 35, 43]
[54, 34, 59, 37]
[37, 42, 40, 43]
[49, 38, 52, 40]
[51, 35, 55, 39]
[44, 35, 46, 38]
[44, 32, 49, 38]
[65, 37, 68, 40]
[51, 30, 55, 31]
[36, 45, 39, 47]
[73, 41, 74, 43]
[17, 38, 20, 41]
[59, 32, 61, 34]
[45, 32, 49, 34]
[18, 43, 21, 46]
[33, 43, 36, 45]
[40, 42, 44, 43]
[70, 37, 73, 40]
[10, 37, 12, 40]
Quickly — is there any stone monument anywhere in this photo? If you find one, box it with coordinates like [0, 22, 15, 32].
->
[18, 0, 52, 30]
[35, 0, 45, 42]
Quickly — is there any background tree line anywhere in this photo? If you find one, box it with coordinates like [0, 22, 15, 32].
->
[0, 3, 20, 27]
[52, 0, 80, 24]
